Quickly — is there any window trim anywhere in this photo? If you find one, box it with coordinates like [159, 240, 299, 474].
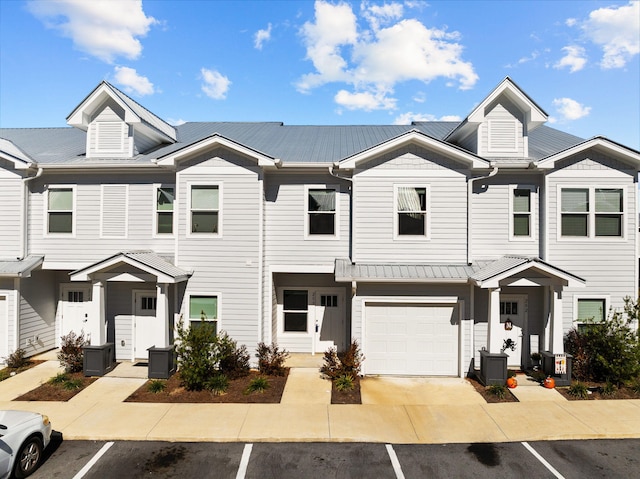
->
[278, 288, 310, 336]
[304, 185, 339, 240]
[186, 292, 221, 331]
[557, 185, 626, 241]
[187, 182, 222, 237]
[393, 184, 430, 240]
[573, 295, 609, 326]
[153, 184, 176, 237]
[509, 185, 536, 241]
[45, 185, 76, 237]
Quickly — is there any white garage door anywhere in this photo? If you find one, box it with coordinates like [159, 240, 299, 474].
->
[365, 303, 459, 376]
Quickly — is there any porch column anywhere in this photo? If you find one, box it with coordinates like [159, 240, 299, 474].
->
[550, 285, 564, 353]
[156, 283, 169, 347]
[88, 280, 106, 345]
[487, 287, 502, 353]
[543, 285, 551, 351]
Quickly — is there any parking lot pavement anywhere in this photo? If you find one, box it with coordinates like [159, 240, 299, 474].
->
[30, 438, 640, 479]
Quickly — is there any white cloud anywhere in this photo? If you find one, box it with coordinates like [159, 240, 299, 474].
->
[27, 0, 157, 64]
[553, 97, 591, 120]
[167, 118, 187, 126]
[297, 0, 477, 111]
[113, 66, 154, 96]
[582, 1, 640, 69]
[254, 23, 272, 50]
[565, 18, 577, 27]
[554, 45, 587, 72]
[200, 68, 231, 100]
[393, 112, 461, 124]
[335, 89, 396, 111]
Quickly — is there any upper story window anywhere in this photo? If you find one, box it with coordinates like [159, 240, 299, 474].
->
[47, 187, 74, 234]
[560, 187, 624, 238]
[156, 186, 174, 235]
[190, 185, 219, 235]
[511, 186, 534, 239]
[307, 188, 336, 236]
[396, 185, 428, 237]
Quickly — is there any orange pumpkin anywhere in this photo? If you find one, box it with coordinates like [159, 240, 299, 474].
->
[506, 377, 518, 389]
[543, 376, 556, 389]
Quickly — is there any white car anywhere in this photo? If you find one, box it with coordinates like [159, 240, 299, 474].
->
[0, 411, 52, 479]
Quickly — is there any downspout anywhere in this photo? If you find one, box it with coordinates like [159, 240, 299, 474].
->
[329, 164, 354, 260]
[467, 163, 498, 265]
[19, 166, 43, 260]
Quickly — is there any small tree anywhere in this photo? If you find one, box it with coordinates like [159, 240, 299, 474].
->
[58, 331, 88, 373]
[321, 340, 364, 380]
[565, 296, 640, 386]
[256, 342, 289, 376]
[216, 331, 250, 379]
[174, 316, 216, 391]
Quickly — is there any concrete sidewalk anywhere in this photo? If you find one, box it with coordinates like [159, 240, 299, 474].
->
[1, 360, 639, 444]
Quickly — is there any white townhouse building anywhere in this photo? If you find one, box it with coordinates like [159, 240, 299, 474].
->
[1, 77, 638, 378]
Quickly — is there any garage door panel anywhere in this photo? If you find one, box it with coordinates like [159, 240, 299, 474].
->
[365, 303, 459, 376]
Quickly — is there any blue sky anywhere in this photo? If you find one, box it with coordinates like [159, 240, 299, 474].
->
[1, 0, 638, 149]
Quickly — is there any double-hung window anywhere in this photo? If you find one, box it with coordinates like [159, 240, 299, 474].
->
[189, 295, 218, 336]
[560, 187, 624, 238]
[283, 290, 308, 332]
[307, 188, 336, 236]
[396, 186, 428, 237]
[511, 187, 533, 239]
[190, 185, 219, 234]
[156, 186, 174, 235]
[576, 297, 607, 331]
[47, 187, 74, 234]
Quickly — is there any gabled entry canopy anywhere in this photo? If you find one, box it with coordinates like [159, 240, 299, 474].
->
[535, 136, 640, 170]
[0, 138, 35, 169]
[470, 256, 585, 289]
[70, 250, 190, 284]
[337, 129, 491, 170]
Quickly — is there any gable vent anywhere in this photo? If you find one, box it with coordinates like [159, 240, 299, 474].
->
[100, 184, 128, 238]
[488, 119, 518, 152]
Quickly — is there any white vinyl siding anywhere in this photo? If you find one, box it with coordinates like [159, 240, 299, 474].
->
[479, 100, 525, 157]
[100, 184, 128, 238]
[0, 170, 23, 257]
[17, 270, 56, 356]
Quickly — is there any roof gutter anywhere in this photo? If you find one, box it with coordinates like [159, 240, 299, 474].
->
[19, 167, 43, 261]
[467, 163, 498, 265]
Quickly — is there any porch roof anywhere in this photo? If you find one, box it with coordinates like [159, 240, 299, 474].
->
[0, 256, 44, 278]
[69, 250, 191, 283]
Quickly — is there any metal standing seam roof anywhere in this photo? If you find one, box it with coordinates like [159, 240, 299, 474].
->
[469, 255, 586, 284]
[0, 256, 44, 277]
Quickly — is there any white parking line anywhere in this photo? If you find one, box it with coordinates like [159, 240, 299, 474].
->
[386, 444, 405, 479]
[521, 442, 565, 479]
[72, 441, 114, 479]
[236, 443, 253, 479]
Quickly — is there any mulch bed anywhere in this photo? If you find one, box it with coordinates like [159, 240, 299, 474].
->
[126, 369, 289, 403]
[14, 372, 97, 402]
[556, 382, 640, 401]
[330, 376, 362, 404]
[466, 376, 518, 403]
[0, 360, 46, 382]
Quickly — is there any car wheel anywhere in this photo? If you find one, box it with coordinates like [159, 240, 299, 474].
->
[13, 435, 43, 478]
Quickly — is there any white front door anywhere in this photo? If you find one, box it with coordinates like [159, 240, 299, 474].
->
[500, 295, 526, 368]
[0, 296, 7, 362]
[315, 291, 345, 352]
[60, 284, 92, 338]
[133, 291, 159, 360]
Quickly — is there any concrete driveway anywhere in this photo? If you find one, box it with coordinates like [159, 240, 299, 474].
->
[361, 376, 485, 405]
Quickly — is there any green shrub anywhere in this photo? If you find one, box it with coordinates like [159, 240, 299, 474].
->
[245, 376, 269, 394]
[216, 332, 250, 379]
[568, 381, 589, 399]
[334, 374, 355, 392]
[62, 378, 84, 390]
[148, 379, 166, 394]
[507, 369, 517, 378]
[487, 384, 507, 399]
[256, 342, 289, 376]
[6, 348, 28, 369]
[529, 370, 546, 384]
[321, 340, 364, 380]
[0, 370, 9, 382]
[206, 374, 229, 395]
[629, 378, 640, 395]
[175, 317, 217, 391]
[565, 296, 640, 386]
[601, 381, 616, 397]
[48, 373, 69, 385]
[58, 331, 88, 373]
